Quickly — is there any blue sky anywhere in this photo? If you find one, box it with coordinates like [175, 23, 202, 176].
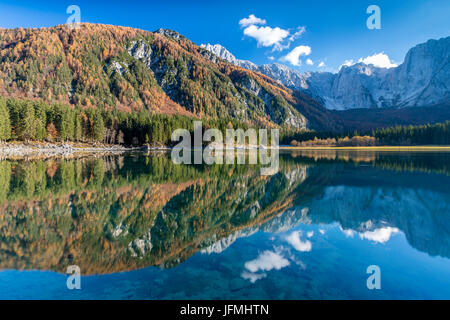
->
[0, 0, 449, 72]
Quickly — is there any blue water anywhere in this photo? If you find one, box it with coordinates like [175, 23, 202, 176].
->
[0, 151, 449, 299]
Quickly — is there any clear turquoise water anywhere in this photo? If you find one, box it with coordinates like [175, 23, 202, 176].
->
[0, 151, 449, 299]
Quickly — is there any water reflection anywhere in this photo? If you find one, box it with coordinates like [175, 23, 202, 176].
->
[0, 150, 449, 278]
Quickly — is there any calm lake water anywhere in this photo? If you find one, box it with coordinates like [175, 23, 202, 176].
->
[0, 150, 449, 300]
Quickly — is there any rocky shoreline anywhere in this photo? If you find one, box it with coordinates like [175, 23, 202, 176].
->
[0, 142, 146, 159]
[0, 142, 287, 160]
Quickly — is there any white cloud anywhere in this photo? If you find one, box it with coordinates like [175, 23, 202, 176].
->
[319, 229, 326, 235]
[280, 45, 311, 66]
[241, 271, 267, 283]
[318, 61, 326, 68]
[289, 26, 306, 41]
[340, 53, 398, 70]
[339, 225, 398, 243]
[339, 59, 355, 70]
[268, 56, 275, 61]
[340, 226, 355, 238]
[359, 227, 399, 243]
[285, 231, 312, 252]
[239, 15, 306, 51]
[358, 53, 398, 69]
[244, 250, 290, 273]
[306, 231, 314, 238]
[243, 25, 290, 49]
[306, 58, 314, 65]
[239, 14, 266, 27]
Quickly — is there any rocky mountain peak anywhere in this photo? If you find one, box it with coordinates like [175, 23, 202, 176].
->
[200, 43, 258, 71]
[154, 28, 185, 41]
[201, 37, 450, 110]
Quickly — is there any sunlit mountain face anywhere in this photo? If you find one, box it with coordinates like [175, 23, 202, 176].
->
[0, 151, 449, 299]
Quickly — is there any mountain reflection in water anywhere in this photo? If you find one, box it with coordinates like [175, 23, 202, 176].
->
[0, 150, 449, 299]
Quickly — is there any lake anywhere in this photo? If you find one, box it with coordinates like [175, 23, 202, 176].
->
[0, 150, 449, 299]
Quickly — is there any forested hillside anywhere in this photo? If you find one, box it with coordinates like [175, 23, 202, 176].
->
[0, 23, 309, 138]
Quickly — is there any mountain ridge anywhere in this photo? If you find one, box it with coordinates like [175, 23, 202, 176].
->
[202, 37, 450, 110]
[0, 23, 448, 135]
[0, 23, 309, 130]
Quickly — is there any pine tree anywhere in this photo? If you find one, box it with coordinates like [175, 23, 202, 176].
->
[17, 101, 35, 141]
[0, 97, 11, 141]
[74, 115, 82, 142]
[92, 110, 105, 141]
[33, 101, 47, 141]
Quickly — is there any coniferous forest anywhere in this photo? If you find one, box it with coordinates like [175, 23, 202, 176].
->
[1, 95, 450, 146]
[0, 95, 251, 146]
[281, 121, 450, 146]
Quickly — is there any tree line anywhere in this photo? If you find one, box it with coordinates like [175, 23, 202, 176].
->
[2, 95, 449, 147]
[282, 121, 450, 146]
[0, 96, 250, 146]
[372, 122, 450, 145]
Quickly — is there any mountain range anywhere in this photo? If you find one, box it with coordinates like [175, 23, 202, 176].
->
[0, 23, 448, 133]
[201, 37, 450, 111]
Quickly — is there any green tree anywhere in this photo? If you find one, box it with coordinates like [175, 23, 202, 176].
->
[92, 110, 105, 141]
[74, 115, 83, 142]
[0, 97, 11, 141]
[17, 101, 36, 141]
[33, 101, 47, 141]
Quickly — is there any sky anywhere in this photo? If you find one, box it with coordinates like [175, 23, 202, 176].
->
[0, 0, 449, 72]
